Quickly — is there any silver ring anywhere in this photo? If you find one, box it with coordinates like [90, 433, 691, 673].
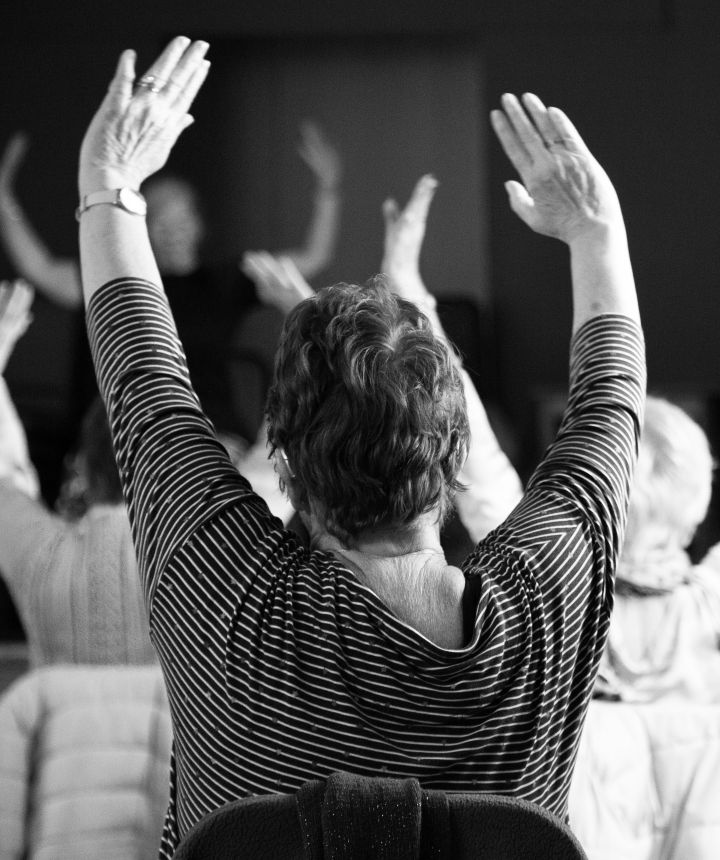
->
[137, 74, 165, 94]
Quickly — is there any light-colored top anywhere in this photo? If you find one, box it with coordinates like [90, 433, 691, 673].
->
[88, 276, 644, 858]
[0, 664, 171, 860]
[0, 485, 155, 667]
[600, 544, 720, 702]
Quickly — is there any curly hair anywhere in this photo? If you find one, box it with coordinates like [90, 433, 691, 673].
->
[266, 282, 469, 542]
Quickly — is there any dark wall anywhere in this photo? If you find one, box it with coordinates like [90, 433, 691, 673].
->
[3, 0, 720, 483]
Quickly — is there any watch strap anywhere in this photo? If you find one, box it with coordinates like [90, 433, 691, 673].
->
[76, 188, 147, 221]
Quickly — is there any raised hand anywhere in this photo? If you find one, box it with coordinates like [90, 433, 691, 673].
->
[297, 121, 342, 191]
[0, 279, 38, 497]
[0, 279, 33, 373]
[241, 250, 314, 315]
[491, 93, 622, 244]
[380, 174, 438, 307]
[79, 37, 210, 197]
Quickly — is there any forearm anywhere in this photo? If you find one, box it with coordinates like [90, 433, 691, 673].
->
[282, 186, 340, 279]
[79, 206, 161, 306]
[0, 201, 82, 308]
[569, 222, 639, 332]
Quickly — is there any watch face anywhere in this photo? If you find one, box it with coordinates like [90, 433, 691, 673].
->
[119, 187, 148, 216]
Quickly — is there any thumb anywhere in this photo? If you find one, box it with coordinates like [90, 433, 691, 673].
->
[383, 197, 399, 227]
[504, 180, 536, 225]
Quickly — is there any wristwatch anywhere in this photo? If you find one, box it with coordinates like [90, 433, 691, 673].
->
[75, 187, 147, 221]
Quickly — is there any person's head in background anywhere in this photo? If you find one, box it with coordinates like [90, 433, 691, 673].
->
[266, 280, 469, 548]
[143, 174, 206, 276]
[621, 396, 715, 570]
[57, 395, 123, 517]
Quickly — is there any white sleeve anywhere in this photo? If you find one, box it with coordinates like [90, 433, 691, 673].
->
[0, 377, 39, 499]
[454, 369, 523, 542]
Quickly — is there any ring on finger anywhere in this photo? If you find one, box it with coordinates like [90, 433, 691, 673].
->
[137, 74, 166, 93]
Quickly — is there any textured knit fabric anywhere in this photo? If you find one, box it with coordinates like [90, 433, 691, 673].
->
[0, 664, 172, 860]
[0, 486, 155, 667]
[87, 277, 645, 858]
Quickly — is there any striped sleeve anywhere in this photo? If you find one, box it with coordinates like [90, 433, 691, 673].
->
[474, 314, 645, 662]
[530, 315, 644, 587]
[86, 278, 281, 610]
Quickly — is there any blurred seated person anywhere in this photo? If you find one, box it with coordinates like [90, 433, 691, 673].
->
[0, 121, 342, 437]
[0, 279, 155, 665]
[0, 663, 172, 859]
[77, 37, 644, 857]
[597, 396, 720, 703]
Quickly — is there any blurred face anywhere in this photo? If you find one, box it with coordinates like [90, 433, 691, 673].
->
[145, 178, 205, 275]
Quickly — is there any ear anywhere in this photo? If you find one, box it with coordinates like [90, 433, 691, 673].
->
[285, 477, 309, 514]
[275, 450, 308, 513]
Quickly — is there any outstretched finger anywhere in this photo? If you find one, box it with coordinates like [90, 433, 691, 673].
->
[106, 49, 136, 109]
[521, 93, 558, 148]
[382, 198, 399, 227]
[402, 174, 438, 224]
[491, 109, 532, 176]
[242, 250, 276, 282]
[277, 256, 314, 297]
[137, 36, 192, 91]
[168, 57, 211, 117]
[163, 40, 209, 100]
[501, 93, 546, 158]
[547, 106, 592, 157]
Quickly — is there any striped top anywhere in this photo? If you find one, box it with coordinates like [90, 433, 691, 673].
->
[87, 279, 645, 858]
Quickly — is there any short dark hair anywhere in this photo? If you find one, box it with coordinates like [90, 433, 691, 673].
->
[266, 282, 469, 542]
[79, 395, 123, 505]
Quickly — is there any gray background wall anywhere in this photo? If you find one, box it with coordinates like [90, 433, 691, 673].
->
[3, 0, 719, 487]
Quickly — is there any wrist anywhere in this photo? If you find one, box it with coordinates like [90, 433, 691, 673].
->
[567, 218, 627, 253]
[78, 168, 142, 200]
[76, 187, 147, 221]
[383, 269, 433, 304]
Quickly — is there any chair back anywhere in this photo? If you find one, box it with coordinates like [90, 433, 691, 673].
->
[173, 773, 588, 859]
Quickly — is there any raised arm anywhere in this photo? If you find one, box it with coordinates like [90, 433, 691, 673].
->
[486, 93, 645, 605]
[0, 279, 40, 498]
[380, 174, 523, 540]
[0, 134, 82, 309]
[490, 93, 639, 329]
[275, 120, 342, 280]
[78, 40, 209, 297]
[78, 40, 297, 606]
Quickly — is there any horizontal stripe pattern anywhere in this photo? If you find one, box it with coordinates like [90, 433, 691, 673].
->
[87, 278, 645, 857]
